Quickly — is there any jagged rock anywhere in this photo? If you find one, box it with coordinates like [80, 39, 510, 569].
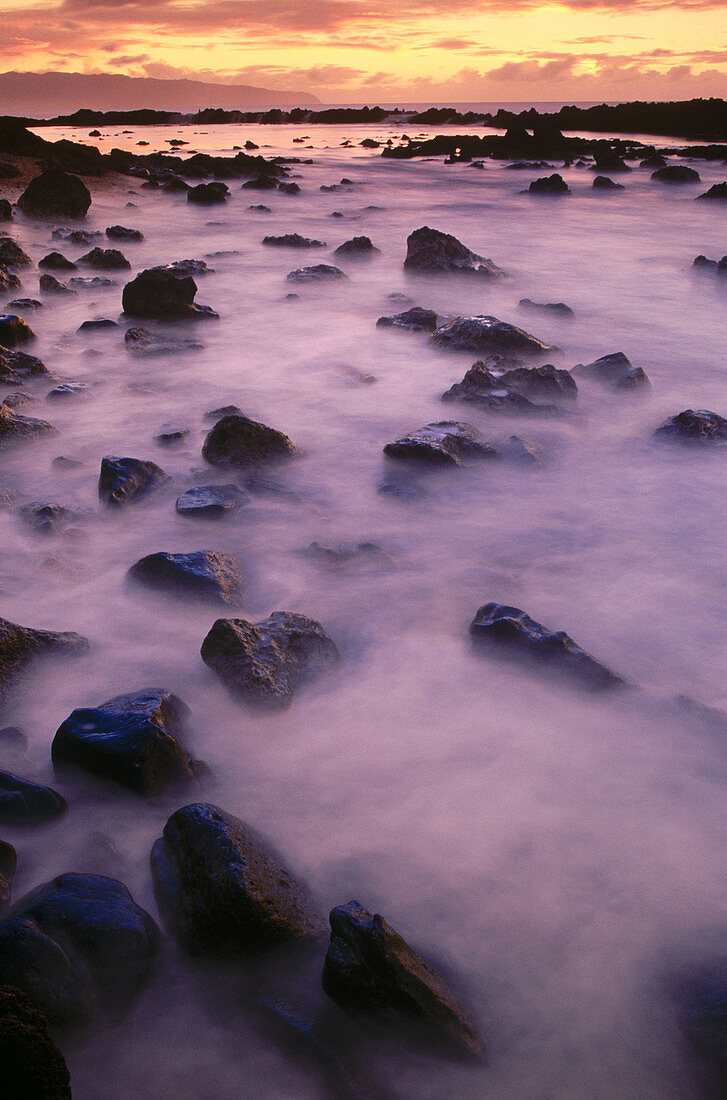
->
[654, 409, 727, 443]
[528, 173, 569, 194]
[0, 874, 158, 1025]
[39, 275, 76, 295]
[0, 317, 34, 348]
[0, 844, 15, 912]
[518, 299, 574, 319]
[187, 182, 229, 204]
[123, 326, 203, 357]
[105, 225, 144, 241]
[151, 802, 325, 953]
[17, 170, 91, 219]
[201, 611, 339, 710]
[286, 264, 347, 282]
[0, 614, 87, 706]
[279, 181, 301, 194]
[248, 204, 270, 212]
[202, 413, 296, 467]
[430, 316, 557, 358]
[0, 240, 31, 268]
[404, 226, 504, 277]
[128, 551, 244, 605]
[122, 266, 217, 319]
[334, 236, 380, 257]
[78, 247, 130, 270]
[593, 175, 624, 191]
[376, 307, 438, 332]
[52, 688, 204, 794]
[0, 985, 71, 1098]
[0, 267, 21, 293]
[573, 351, 649, 390]
[322, 899, 485, 1061]
[98, 455, 169, 506]
[651, 165, 700, 183]
[19, 501, 80, 534]
[175, 484, 244, 519]
[384, 421, 498, 465]
[0, 405, 56, 450]
[38, 252, 76, 271]
[263, 234, 326, 248]
[469, 602, 624, 689]
[0, 772, 66, 825]
[442, 360, 561, 415]
[166, 259, 212, 276]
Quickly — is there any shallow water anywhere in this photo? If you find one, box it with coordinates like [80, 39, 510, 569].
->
[3, 123, 727, 1098]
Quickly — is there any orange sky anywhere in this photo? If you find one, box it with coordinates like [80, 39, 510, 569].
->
[1, 0, 726, 102]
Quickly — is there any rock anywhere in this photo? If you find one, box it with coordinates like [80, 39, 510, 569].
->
[7, 299, 42, 312]
[17, 170, 91, 219]
[431, 316, 557, 358]
[123, 326, 203, 357]
[52, 688, 204, 794]
[0, 405, 56, 450]
[528, 173, 569, 194]
[404, 226, 504, 277]
[0, 726, 28, 750]
[1, 392, 34, 409]
[128, 551, 244, 605]
[376, 306, 438, 332]
[321, 900, 485, 1061]
[19, 501, 80, 534]
[77, 319, 117, 332]
[0, 874, 158, 1025]
[286, 264, 347, 283]
[154, 426, 189, 446]
[175, 484, 244, 519]
[0, 843, 16, 912]
[263, 234, 326, 248]
[204, 404, 242, 420]
[241, 176, 278, 190]
[78, 247, 130, 270]
[0, 772, 66, 825]
[334, 237, 380, 257]
[503, 434, 545, 464]
[249, 204, 270, 212]
[651, 165, 700, 183]
[166, 259, 212, 276]
[0, 240, 31, 268]
[98, 455, 169, 506]
[202, 413, 296, 468]
[151, 802, 325, 953]
[676, 965, 727, 1091]
[67, 276, 114, 289]
[694, 255, 718, 271]
[187, 182, 229, 204]
[201, 611, 339, 710]
[384, 421, 499, 465]
[654, 409, 727, 443]
[305, 542, 394, 569]
[278, 182, 301, 194]
[518, 299, 574, 319]
[38, 252, 77, 272]
[105, 224, 143, 241]
[0, 316, 34, 348]
[697, 182, 727, 201]
[0, 199, 10, 220]
[573, 351, 649, 390]
[52, 228, 100, 245]
[593, 175, 624, 190]
[46, 382, 87, 399]
[0, 267, 21, 293]
[0, 614, 87, 707]
[469, 602, 624, 689]
[51, 455, 82, 470]
[0, 985, 71, 1098]
[39, 275, 76, 295]
[122, 266, 217, 320]
[641, 154, 667, 169]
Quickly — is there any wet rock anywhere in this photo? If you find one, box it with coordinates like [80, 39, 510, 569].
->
[384, 421, 498, 465]
[7, 299, 42, 312]
[263, 233, 326, 247]
[441, 360, 561, 415]
[175, 484, 244, 518]
[52, 228, 100, 245]
[39, 274, 76, 295]
[67, 275, 114, 288]
[0, 240, 31, 268]
[53, 688, 204, 794]
[286, 264, 347, 283]
[404, 226, 504, 277]
[51, 455, 82, 470]
[0, 843, 16, 911]
[122, 266, 217, 320]
[17, 170, 91, 219]
[78, 247, 130, 270]
[0, 614, 87, 706]
[123, 326, 203, 357]
[98, 455, 169, 506]
[279, 181, 301, 194]
[249, 204, 270, 212]
[573, 351, 649, 390]
[2, 392, 34, 408]
[105, 224, 144, 241]
[676, 964, 727, 1092]
[204, 404, 242, 420]
[651, 165, 700, 183]
[376, 306, 438, 332]
[154, 426, 189, 446]
[202, 413, 296, 468]
[201, 611, 339, 710]
[305, 542, 395, 569]
[0, 772, 66, 825]
[518, 299, 574, 319]
[528, 173, 569, 194]
[19, 501, 80, 534]
[654, 409, 727, 443]
[0, 985, 71, 1098]
[0, 873, 158, 1025]
[38, 252, 77, 272]
[46, 382, 87, 399]
[128, 551, 244, 605]
[697, 182, 727, 201]
[0, 267, 21, 293]
[0, 199, 10, 221]
[334, 236, 380, 257]
[166, 259, 213, 276]
[188, 182, 229, 204]
[360, 138, 380, 148]
[469, 602, 624, 689]
[322, 899, 485, 1061]
[431, 316, 557, 358]
[0, 316, 34, 348]
[241, 176, 278, 190]
[593, 175, 625, 191]
[151, 802, 325, 953]
[641, 154, 667, 169]
[77, 319, 117, 333]
[0, 405, 56, 450]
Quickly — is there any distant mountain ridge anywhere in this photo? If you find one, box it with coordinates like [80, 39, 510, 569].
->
[0, 71, 321, 116]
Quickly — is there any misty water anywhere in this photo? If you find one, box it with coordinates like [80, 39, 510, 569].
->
[3, 120, 727, 1097]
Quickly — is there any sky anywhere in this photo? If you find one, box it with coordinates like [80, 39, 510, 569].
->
[1, 0, 726, 104]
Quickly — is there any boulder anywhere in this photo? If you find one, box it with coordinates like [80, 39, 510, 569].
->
[528, 173, 569, 194]
[430, 316, 557, 358]
[123, 326, 203, 357]
[77, 247, 130, 270]
[518, 299, 574, 319]
[52, 228, 99, 246]
[278, 181, 301, 194]
[0, 874, 158, 1025]
[0, 240, 31, 268]
[39, 275, 76, 296]
[202, 413, 296, 467]
[0, 267, 21, 293]
[105, 225, 144, 241]
[334, 236, 380, 257]
[262, 234, 326, 247]
[654, 409, 727, 443]
[0, 843, 15, 913]
[128, 551, 244, 605]
[641, 154, 667, 169]
[0, 614, 87, 706]
[383, 421, 499, 465]
[98, 455, 169, 506]
[122, 266, 217, 320]
[321, 900, 485, 1061]
[175, 484, 244, 519]
[241, 176, 277, 190]
[19, 501, 80, 533]
[286, 264, 347, 282]
[404, 226, 504, 277]
[7, 299, 42, 312]
[154, 426, 189, 446]
[0, 316, 34, 348]
[593, 175, 624, 191]
[0, 199, 10, 221]
[697, 182, 727, 201]
[201, 611, 339, 710]
[77, 319, 116, 332]
[52, 688, 204, 794]
[46, 382, 87, 398]
[469, 602, 624, 689]
[67, 275, 113, 289]
[17, 170, 91, 219]
[651, 165, 700, 183]
[376, 307, 438, 332]
[1, 393, 34, 409]
[0, 405, 56, 450]
[151, 802, 325, 953]
[572, 351, 649, 390]
[187, 182, 229, 204]
[38, 252, 76, 272]
[0, 985, 71, 1099]
[0, 772, 66, 825]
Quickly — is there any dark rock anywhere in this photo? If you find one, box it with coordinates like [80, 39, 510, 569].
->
[654, 409, 727, 443]
[334, 237, 380, 257]
[503, 434, 545, 464]
[1, 392, 34, 408]
[19, 501, 79, 534]
[187, 182, 229, 204]
[17, 170, 91, 219]
[249, 204, 270, 212]
[128, 551, 244, 605]
[204, 404, 242, 420]
[162, 177, 191, 192]
[404, 226, 504, 277]
[0, 267, 21, 293]
[321, 899, 485, 1061]
[263, 233, 326, 248]
[0, 727, 27, 750]
[241, 176, 278, 190]
[592, 150, 631, 173]
[123, 326, 203, 357]
[0, 771, 66, 825]
[518, 299, 574, 319]
[0, 405, 56, 450]
[593, 175, 625, 190]
[175, 484, 244, 519]
[651, 165, 700, 183]
[151, 802, 325, 953]
[77, 318, 117, 332]
[384, 420, 498, 465]
[0, 843, 16, 911]
[0, 874, 158, 1025]
[67, 276, 114, 288]
[0, 316, 34, 348]
[105, 225, 144, 241]
[201, 611, 339, 710]
[697, 182, 727, 201]
[89, 129, 101, 137]
[469, 602, 624, 689]
[98, 455, 169, 506]
[286, 264, 347, 283]
[693, 254, 718, 270]
[39, 275, 76, 295]
[0, 240, 30, 269]
[46, 382, 87, 399]
[38, 252, 76, 272]
[166, 259, 212, 276]
[7, 299, 42, 311]
[305, 541, 395, 568]
[640, 154, 667, 169]
[202, 413, 296, 468]
[52, 228, 100, 245]
[0, 199, 10, 221]
[0, 162, 20, 178]
[154, 427, 189, 446]
[360, 138, 380, 148]
[51, 455, 82, 470]
[78, 247, 130, 270]
[376, 307, 438, 332]
[528, 173, 569, 194]
[278, 182, 301, 194]
[676, 965, 727, 1091]
[440, 360, 560, 416]
[573, 351, 649, 389]
[0, 615, 87, 706]
[0, 985, 71, 1098]
[122, 266, 216, 320]
[431, 316, 557, 358]
[52, 688, 203, 794]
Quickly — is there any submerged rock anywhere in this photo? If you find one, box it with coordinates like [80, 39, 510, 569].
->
[651, 165, 700, 183]
[334, 236, 380, 257]
[654, 409, 727, 443]
[106, 224, 144, 241]
[0, 615, 87, 706]
[39, 274, 76, 295]
[286, 264, 347, 282]
[572, 351, 649, 390]
[19, 501, 80, 534]
[122, 266, 217, 320]
[263, 233, 326, 248]
[123, 326, 204, 357]
[441, 360, 568, 415]
[201, 611, 339, 710]
[305, 541, 395, 569]
[0, 772, 66, 825]
[98, 455, 169, 506]
[593, 175, 625, 191]
[384, 421, 499, 465]
[17, 170, 91, 219]
[0, 404, 56, 450]
[175, 484, 244, 518]
[403, 226, 504, 277]
[78, 247, 130, 270]
[187, 181, 229, 204]
[0, 985, 72, 1098]
[128, 551, 244, 605]
[52, 688, 204, 794]
[518, 299, 574, 319]
[202, 413, 296, 467]
[322, 899, 485, 1061]
[469, 602, 624, 689]
[528, 173, 569, 194]
[0, 316, 34, 348]
[0, 348, 48, 386]
[38, 252, 76, 271]
[151, 802, 325, 953]
[431, 316, 557, 358]
[0, 240, 31, 268]
[376, 307, 438, 332]
[0, 266, 21, 293]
